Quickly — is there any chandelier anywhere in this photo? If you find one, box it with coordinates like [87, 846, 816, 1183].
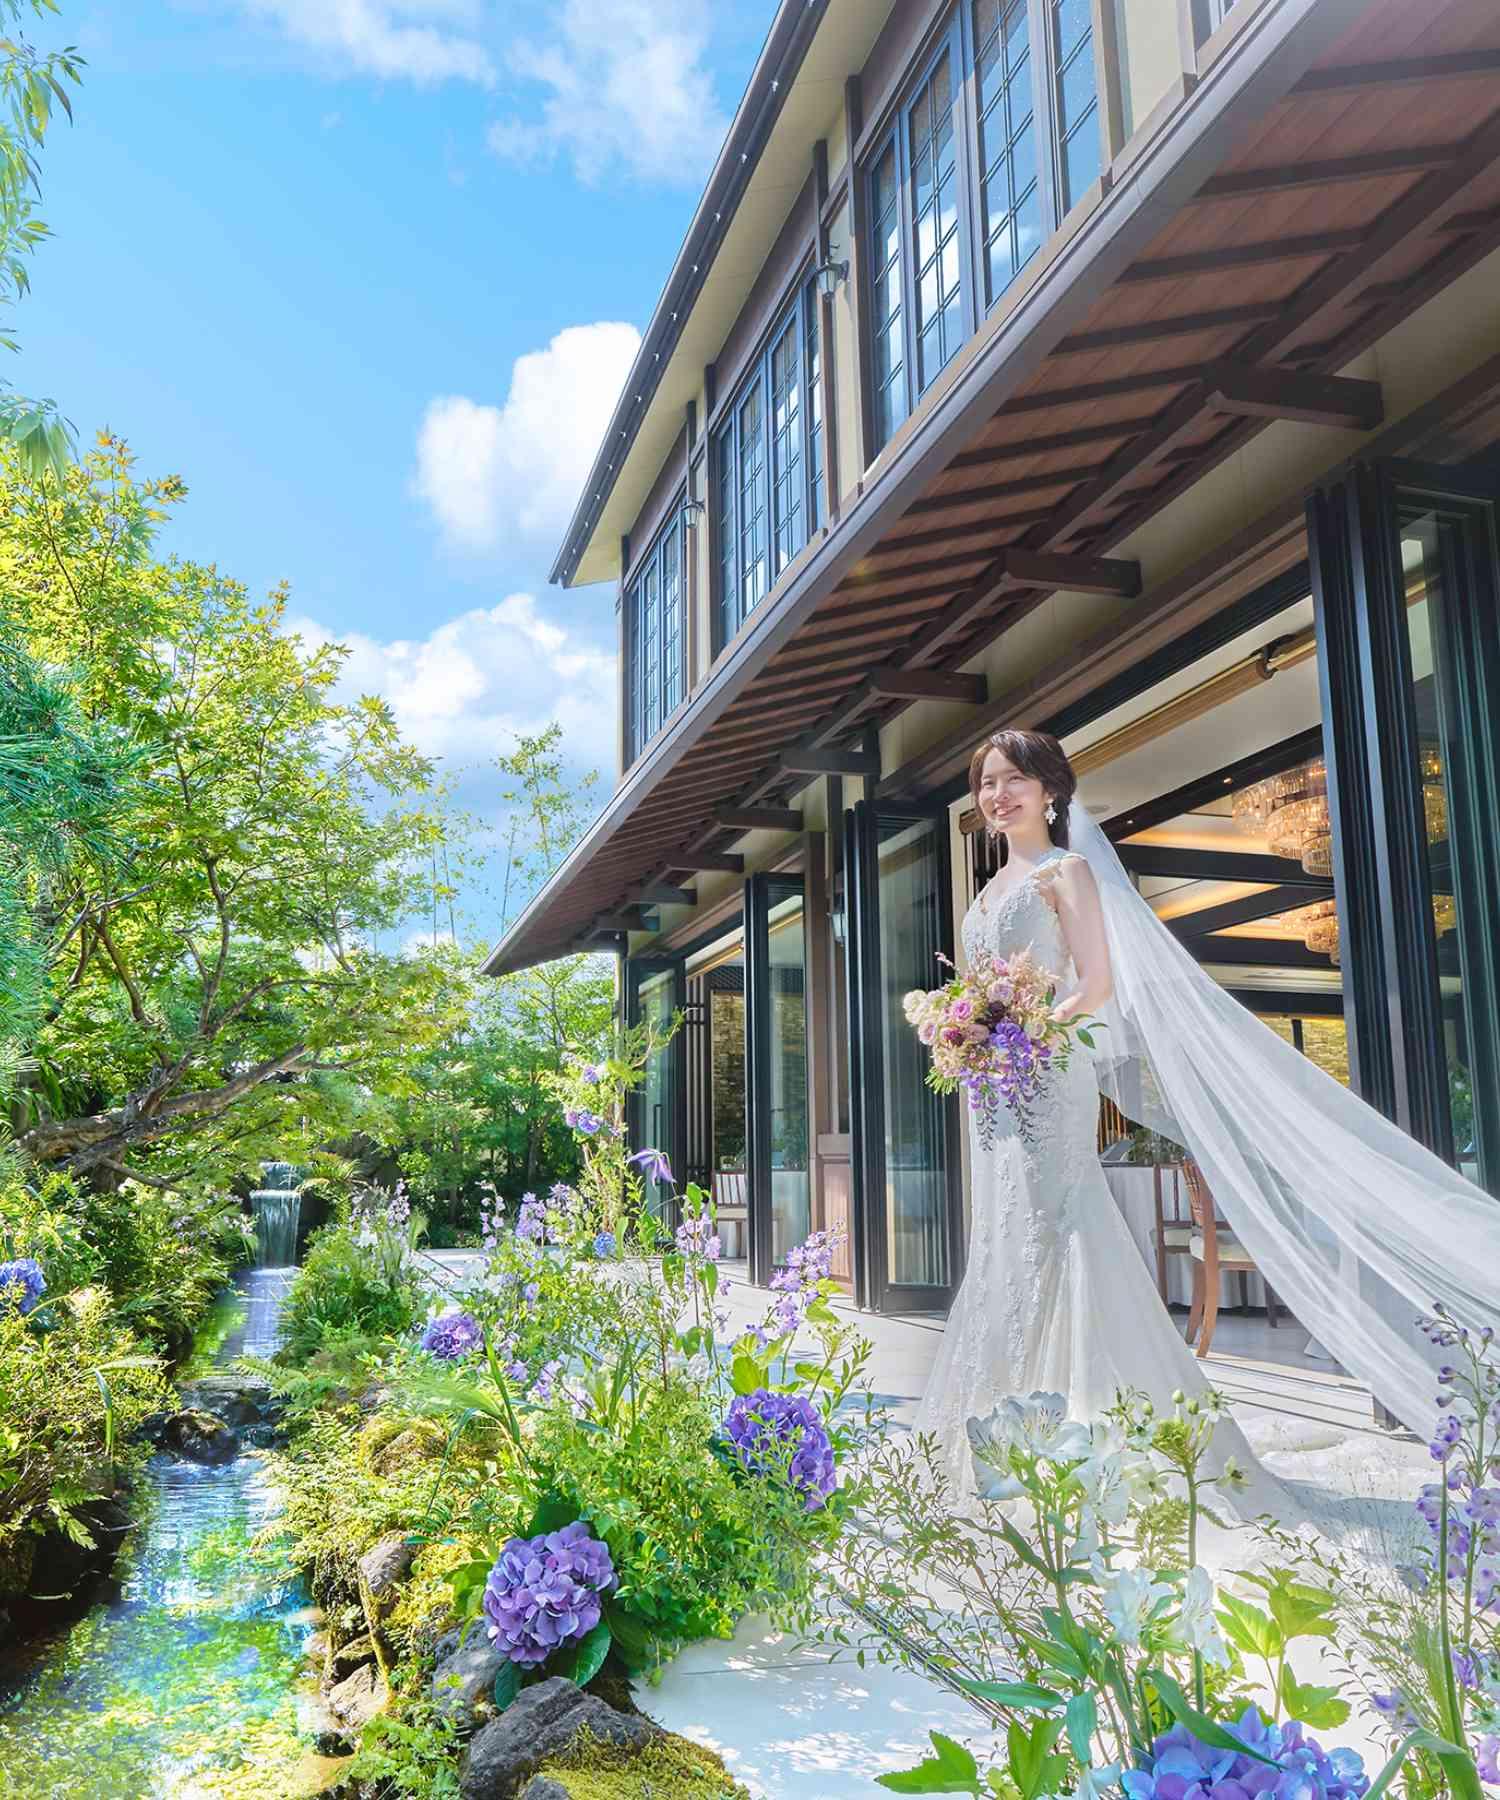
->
[1282, 893, 1457, 965]
[1233, 746, 1448, 876]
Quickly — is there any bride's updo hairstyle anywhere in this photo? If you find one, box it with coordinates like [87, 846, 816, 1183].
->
[968, 728, 1077, 847]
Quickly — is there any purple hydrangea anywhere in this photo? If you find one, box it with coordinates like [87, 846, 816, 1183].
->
[722, 1388, 836, 1511]
[1123, 1710, 1368, 1800]
[0, 1258, 45, 1316]
[419, 1310, 483, 1360]
[482, 1521, 616, 1667]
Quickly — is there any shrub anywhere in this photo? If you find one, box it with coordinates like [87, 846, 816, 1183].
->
[279, 1190, 425, 1363]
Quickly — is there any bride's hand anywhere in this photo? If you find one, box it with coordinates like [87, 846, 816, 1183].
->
[1051, 996, 1083, 1025]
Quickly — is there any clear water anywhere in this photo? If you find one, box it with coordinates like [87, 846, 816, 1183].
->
[0, 1269, 319, 1799]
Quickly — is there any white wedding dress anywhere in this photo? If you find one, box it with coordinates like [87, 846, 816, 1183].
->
[914, 847, 1278, 1512]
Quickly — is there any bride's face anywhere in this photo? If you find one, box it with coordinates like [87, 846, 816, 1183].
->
[977, 748, 1047, 836]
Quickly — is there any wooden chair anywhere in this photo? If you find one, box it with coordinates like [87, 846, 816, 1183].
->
[1150, 1162, 1193, 1308]
[712, 1170, 749, 1261]
[1182, 1159, 1282, 1357]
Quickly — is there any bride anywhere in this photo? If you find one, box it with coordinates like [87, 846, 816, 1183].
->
[914, 727, 1500, 1503]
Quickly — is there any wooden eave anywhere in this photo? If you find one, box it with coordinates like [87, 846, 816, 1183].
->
[485, 0, 1500, 977]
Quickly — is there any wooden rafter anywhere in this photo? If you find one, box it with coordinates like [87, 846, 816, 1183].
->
[995, 550, 1142, 597]
[661, 851, 745, 874]
[715, 806, 802, 834]
[779, 745, 880, 777]
[1196, 144, 1458, 201]
[1294, 50, 1500, 95]
[1201, 363, 1384, 430]
[1056, 301, 1284, 355]
[867, 668, 987, 702]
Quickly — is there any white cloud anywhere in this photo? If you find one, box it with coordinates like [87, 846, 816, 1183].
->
[285, 591, 619, 780]
[413, 320, 640, 555]
[242, 0, 494, 86]
[487, 0, 730, 187]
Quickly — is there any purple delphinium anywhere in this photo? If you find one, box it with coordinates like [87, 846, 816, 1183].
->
[419, 1310, 483, 1360]
[1476, 1736, 1500, 1787]
[578, 1063, 602, 1085]
[722, 1388, 836, 1511]
[1123, 1710, 1368, 1800]
[0, 1257, 45, 1316]
[515, 1192, 547, 1243]
[482, 1521, 616, 1667]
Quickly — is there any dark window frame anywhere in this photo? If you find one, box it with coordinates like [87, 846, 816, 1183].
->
[861, 0, 1104, 450]
[710, 272, 826, 656]
[623, 499, 686, 765]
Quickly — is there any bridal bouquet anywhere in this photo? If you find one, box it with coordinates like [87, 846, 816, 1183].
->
[903, 950, 1093, 1144]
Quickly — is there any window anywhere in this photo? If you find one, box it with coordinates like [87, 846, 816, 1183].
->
[1051, 0, 1100, 211]
[712, 277, 826, 651]
[625, 510, 684, 762]
[1191, 0, 1238, 44]
[863, 2, 1104, 448]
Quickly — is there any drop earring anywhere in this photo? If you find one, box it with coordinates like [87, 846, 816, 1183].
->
[1045, 798, 1058, 826]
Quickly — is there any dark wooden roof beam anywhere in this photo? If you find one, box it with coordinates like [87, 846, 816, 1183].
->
[905, 465, 1105, 518]
[1196, 144, 1457, 201]
[715, 805, 803, 834]
[1294, 50, 1500, 95]
[661, 851, 745, 874]
[947, 417, 1160, 468]
[868, 668, 988, 703]
[841, 551, 992, 587]
[1203, 362, 1384, 430]
[862, 508, 1060, 556]
[635, 880, 695, 907]
[1056, 302, 1283, 355]
[1120, 229, 1366, 283]
[999, 367, 1203, 415]
[595, 910, 656, 933]
[996, 549, 1142, 597]
[779, 745, 881, 778]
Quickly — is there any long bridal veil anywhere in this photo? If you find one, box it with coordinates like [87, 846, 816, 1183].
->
[1067, 800, 1497, 1434]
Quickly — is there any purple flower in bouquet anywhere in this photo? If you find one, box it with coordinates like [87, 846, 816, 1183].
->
[628, 1147, 673, 1186]
[419, 1310, 483, 1361]
[0, 1257, 45, 1316]
[482, 1521, 616, 1667]
[722, 1388, 836, 1510]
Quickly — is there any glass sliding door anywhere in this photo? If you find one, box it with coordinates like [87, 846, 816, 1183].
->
[845, 801, 962, 1313]
[1309, 460, 1500, 1194]
[625, 956, 685, 1234]
[745, 876, 811, 1284]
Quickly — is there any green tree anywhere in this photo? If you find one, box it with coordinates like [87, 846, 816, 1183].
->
[2, 434, 470, 1186]
[372, 727, 614, 1230]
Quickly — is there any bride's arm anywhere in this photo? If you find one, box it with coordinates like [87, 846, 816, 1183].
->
[1044, 855, 1113, 1021]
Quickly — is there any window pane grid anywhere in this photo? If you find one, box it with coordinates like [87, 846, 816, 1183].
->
[1052, 0, 1099, 212]
[737, 379, 768, 626]
[626, 509, 686, 763]
[869, 140, 907, 448]
[769, 317, 804, 578]
[907, 48, 962, 395]
[974, 0, 1039, 307]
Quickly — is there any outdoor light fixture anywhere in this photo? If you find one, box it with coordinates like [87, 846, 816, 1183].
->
[680, 497, 706, 529]
[814, 251, 849, 297]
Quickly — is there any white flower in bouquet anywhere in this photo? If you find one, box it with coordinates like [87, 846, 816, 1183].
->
[1170, 1565, 1231, 1667]
[966, 1406, 1028, 1500]
[1005, 1390, 1093, 1463]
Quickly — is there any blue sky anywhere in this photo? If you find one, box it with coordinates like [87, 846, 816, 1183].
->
[16, 0, 776, 936]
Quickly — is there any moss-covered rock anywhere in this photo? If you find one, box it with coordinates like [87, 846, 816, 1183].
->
[528, 1729, 752, 1799]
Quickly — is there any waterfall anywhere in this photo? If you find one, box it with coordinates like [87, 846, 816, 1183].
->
[249, 1161, 303, 1269]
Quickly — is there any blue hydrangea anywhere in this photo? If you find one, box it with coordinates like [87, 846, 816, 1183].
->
[418, 1310, 483, 1360]
[482, 1520, 616, 1667]
[1122, 1709, 1368, 1800]
[0, 1258, 46, 1316]
[722, 1388, 836, 1511]
[592, 1231, 616, 1258]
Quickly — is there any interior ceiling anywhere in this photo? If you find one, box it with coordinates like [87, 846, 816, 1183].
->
[1063, 596, 1341, 992]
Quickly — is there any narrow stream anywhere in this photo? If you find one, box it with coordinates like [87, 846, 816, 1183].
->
[0, 1268, 316, 1799]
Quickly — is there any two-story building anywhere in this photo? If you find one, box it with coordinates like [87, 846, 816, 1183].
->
[486, 0, 1500, 1321]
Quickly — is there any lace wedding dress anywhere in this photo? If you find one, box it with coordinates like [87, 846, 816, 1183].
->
[913, 847, 1278, 1513]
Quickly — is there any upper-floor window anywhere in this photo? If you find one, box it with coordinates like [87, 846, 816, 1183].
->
[1190, 0, 1238, 46]
[625, 506, 684, 763]
[713, 276, 825, 652]
[866, 0, 1102, 450]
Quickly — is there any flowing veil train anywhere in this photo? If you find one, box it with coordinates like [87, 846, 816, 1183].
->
[1065, 799, 1500, 1435]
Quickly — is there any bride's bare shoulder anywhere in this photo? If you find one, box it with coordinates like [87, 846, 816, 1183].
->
[1036, 851, 1097, 908]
